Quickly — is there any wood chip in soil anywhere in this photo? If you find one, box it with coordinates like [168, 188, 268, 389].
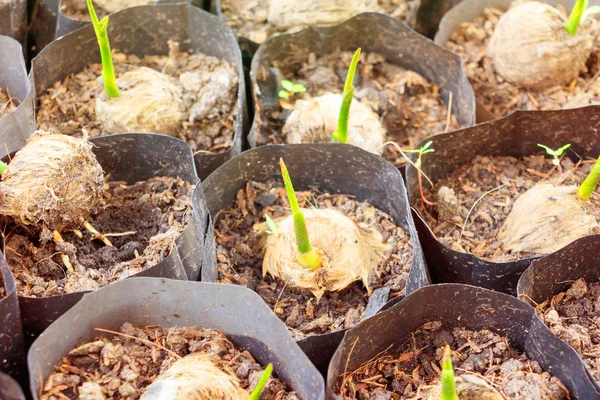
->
[337, 321, 570, 399]
[215, 180, 413, 341]
[59, 0, 157, 21]
[36, 42, 238, 153]
[417, 154, 600, 262]
[221, 0, 418, 44]
[4, 176, 193, 297]
[0, 87, 18, 119]
[41, 323, 299, 400]
[445, 6, 600, 118]
[0, 274, 5, 299]
[254, 50, 459, 167]
[535, 278, 600, 384]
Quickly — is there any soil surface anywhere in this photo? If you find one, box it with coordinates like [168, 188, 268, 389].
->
[41, 323, 299, 400]
[222, 0, 418, 44]
[417, 153, 600, 262]
[0, 87, 18, 119]
[36, 42, 238, 153]
[215, 181, 413, 341]
[536, 278, 600, 384]
[60, 0, 157, 20]
[255, 50, 458, 165]
[4, 176, 193, 297]
[445, 6, 600, 117]
[337, 321, 570, 399]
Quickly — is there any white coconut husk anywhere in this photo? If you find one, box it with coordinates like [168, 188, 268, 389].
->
[268, 0, 383, 28]
[498, 184, 597, 255]
[93, 0, 156, 13]
[96, 67, 186, 136]
[0, 131, 105, 232]
[140, 353, 248, 400]
[487, 1, 593, 91]
[420, 373, 504, 399]
[283, 92, 386, 155]
[262, 208, 392, 299]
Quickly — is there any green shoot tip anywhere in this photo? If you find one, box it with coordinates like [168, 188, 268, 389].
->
[578, 156, 600, 201]
[87, 0, 120, 99]
[441, 345, 458, 400]
[248, 363, 273, 400]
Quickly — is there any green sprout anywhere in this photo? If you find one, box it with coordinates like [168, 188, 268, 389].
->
[278, 80, 307, 100]
[265, 214, 279, 235]
[279, 158, 321, 271]
[248, 363, 273, 400]
[441, 345, 458, 400]
[566, 0, 600, 35]
[404, 141, 436, 206]
[87, 0, 120, 98]
[332, 48, 361, 144]
[537, 143, 571, 166]
[0, 160, 6, 175]
[578, 156, 600, 201]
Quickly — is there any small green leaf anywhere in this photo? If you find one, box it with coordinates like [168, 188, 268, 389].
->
[537, 144, 554, 156]
[583, 5, 600, 19]
[281, 80, 295, 91]
[422, 149, 435, 154]
[555, 143, 572, 156]
[278, 90, 290, 99]
[403, 149, 420, 153]
[421, 140, 433, 152]
[265, 215, 279, 235]
[248, 364, 273, 400]
[292, 83, 307, 93]
[0, 160, 7, 175]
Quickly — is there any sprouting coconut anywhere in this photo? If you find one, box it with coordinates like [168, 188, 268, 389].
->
[268, 0, 383, 29]
[281, 48, 387, 155]
[260, 159, 392, 300]
[487, 1, 594, 91]
[0, 130, 112, 271]
[419, 345, 503, 400]
[92, 0, 156, 14]
[498, 149, 600, 256]
[141, 354, 273, 400]
[88, 0, 186, 135]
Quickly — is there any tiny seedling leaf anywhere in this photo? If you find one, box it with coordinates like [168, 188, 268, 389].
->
[537, 143, 554, 155]
[422, 148, 435, 155]
[278, 90, 290, 99]
[248, 364, 273, 400]
[281, 80, 295, 92]
[555, 143, 572, 156]
[265, 215, 279, 235]
[421, 140, 433, 152]
[292, 83, 307, 93]
[0, 160, 6, 175]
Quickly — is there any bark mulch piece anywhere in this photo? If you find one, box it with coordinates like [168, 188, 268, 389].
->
[215, 180, 414, 341]
[0, 274, 4, 298]
[535, 278, 600, 384]
[416, 154, 600, 262]
[60, 0, 157, 21]
[336, 321, 570, 399]
[36, 43, 238, 154]
[256, 50, 458, 165]
[41, 322, 299, 400]
[4, 176, 193, 297]
[221, 0, 418, 44]
[445, 6, 600, 117]
[0, 87, 18, 119]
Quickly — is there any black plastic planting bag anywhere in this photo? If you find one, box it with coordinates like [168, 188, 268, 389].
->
[518, 235, 600, 389]
[0, 36, 35, 155]
[248, 12, 475, 148]
[27, 278, 325, 399]
[405, 106, 600, 295]
[0, 0, 27, 49]
[412, 0, 465, 38]
[201, 143, 430, 375]
[28, 3, 246, 180]
[16, 133, 209, 339]
[0, 254, 26, 385]
[326, 284, 599, 399]
[0, 372, 25, 400]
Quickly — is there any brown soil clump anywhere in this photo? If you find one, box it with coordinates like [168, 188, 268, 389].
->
[36, 43, 238, 153]
[215, 180, 413, 340]
[417, 154, 600, 262]
[4, 176, 193, 297]
[445, 5, 600, 117]
[41, 323, 299, 400]
[337, 321, 569, 399]
[255, 50, 458, 166]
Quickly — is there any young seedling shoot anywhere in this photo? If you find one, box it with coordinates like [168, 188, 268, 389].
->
[88, 0, 186, 136]
[487, 0, 594, 91]
[421, 345, 502, 399]
[281, 48, 386, 154]
[499, 153, 600, 256]
[140, 356, 273, 400]
[538, 143, 571, 173]
[405, 141, 437, 206]
[0, 131, 111, 271]
[261, 158, 391, 299]
[278, 80, 307, 100]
